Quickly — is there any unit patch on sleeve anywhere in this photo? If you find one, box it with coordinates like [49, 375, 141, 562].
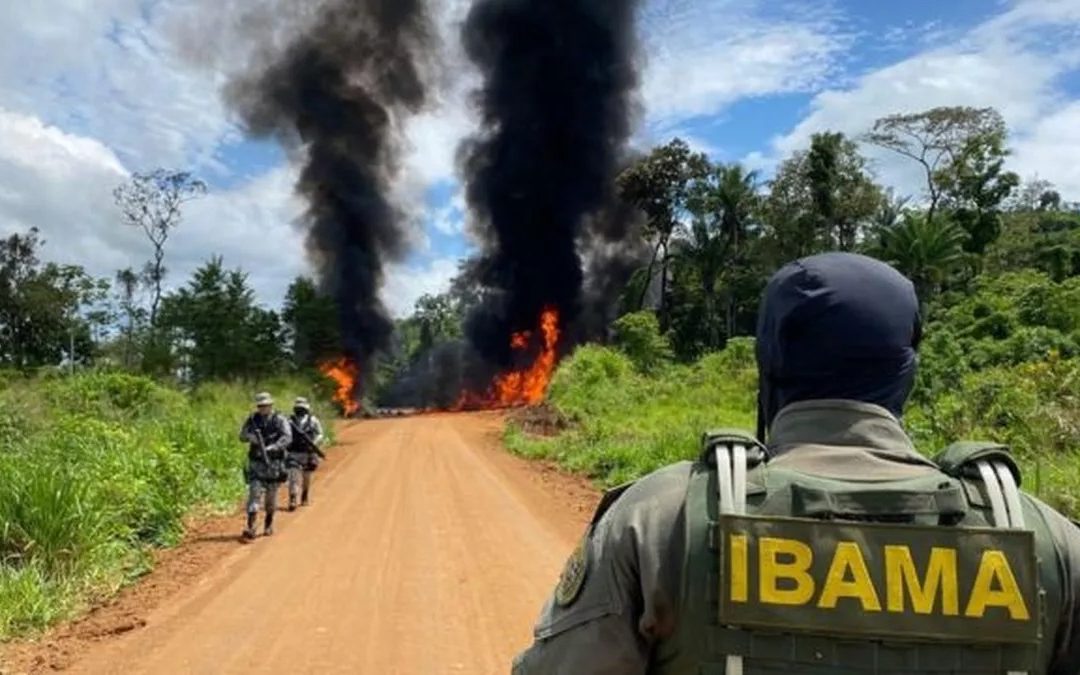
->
[554, 536, 589, 607]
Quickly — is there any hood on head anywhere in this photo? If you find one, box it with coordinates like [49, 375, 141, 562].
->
[755, 252, 921, 441]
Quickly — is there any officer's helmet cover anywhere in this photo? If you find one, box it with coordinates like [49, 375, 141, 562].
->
[755, 252, 921, 440]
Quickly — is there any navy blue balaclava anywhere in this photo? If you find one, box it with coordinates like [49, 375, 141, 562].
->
[755, 252, 922, 441]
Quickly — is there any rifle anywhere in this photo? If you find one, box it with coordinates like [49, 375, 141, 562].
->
[288, 419, 327, 459]
[254, 429, 272, 466]
[254, 428, 288, 482]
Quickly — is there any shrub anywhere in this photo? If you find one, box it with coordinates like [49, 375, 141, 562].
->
[506, 343, 755, 486]
[511, 338, 1080, 516]
[0, 372, 333, 638]
[612, 311, 673, 374]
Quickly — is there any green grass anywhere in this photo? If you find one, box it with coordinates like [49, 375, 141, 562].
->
[507, 340, 1080, 515]
[506, 340, 756, 486]
[0, 371, 335, 639]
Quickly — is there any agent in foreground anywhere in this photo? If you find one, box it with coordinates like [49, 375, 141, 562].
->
[512, 252, 1080, 675]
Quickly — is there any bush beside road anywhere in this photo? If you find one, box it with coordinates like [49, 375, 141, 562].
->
[507, 332, 1080, 517]
[0, 372, 332, 638]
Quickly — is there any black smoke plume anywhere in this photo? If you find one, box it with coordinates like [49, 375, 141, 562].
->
[458, 0, 644, 369]
[225, 0, 435, 397]
[576, 197, 650, 343]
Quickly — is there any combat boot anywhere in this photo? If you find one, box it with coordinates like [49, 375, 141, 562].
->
[243, 512, 257, 540]
[301, 489, 310, 506]
[288, 497, 297, 512]
[264, 513, 275, 536]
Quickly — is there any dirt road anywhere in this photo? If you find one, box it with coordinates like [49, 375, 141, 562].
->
[30, 413, 597, 674]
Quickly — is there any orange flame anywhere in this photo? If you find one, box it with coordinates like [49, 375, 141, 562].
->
[494, 307, 559, 406]
[451, 306, 561, 410]
[320, 358, 360, 416]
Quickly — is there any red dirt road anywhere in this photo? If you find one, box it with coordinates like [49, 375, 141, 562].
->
[12, 413, 597, 674]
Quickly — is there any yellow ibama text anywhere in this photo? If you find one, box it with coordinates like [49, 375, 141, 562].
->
[728, 535, 1030, 620]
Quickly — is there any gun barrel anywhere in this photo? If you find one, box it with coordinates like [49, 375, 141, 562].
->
[255, 429, 271, 465]
[290, 421, 326, 457]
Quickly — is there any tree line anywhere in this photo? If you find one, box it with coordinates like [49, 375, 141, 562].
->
[0, 167, 340, 383]
[379, 106, 1077, 379]
[2, 104, 1077, 390]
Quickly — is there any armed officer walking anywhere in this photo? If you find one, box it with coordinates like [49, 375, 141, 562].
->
[238, 392, 291, 540]
[512, 252, 1080, 674]
[286, 397, 326, 510]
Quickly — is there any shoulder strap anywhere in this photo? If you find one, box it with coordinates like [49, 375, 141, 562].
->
[936, 442, 1029, 675]
[588, 481, 636, 528]
[933, 441, 1026, 529]
[702, 429, 764, 675]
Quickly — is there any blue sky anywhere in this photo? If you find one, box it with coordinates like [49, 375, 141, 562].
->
[1, 0, 1079, 317]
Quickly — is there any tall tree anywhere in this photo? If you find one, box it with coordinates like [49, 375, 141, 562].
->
[1009, 178, 1062, 213]
[761, 153, 817, 262]
[113, 170, 207, 326]
[616, 139, 709, 327]
[282, 276, 340, 370]
[159, 257, 285, 382]
[413, 293, 461, 356]
[669, 220, 725, 350]
[762, 132, 882, 259]
[806, 132, 883, 250]
[113, 267, 146, 370]
[0, 228, 106, 369]
[937, 124, 1019, 255]
[684, 162, 761, 341]
[866, 106, 1015, 236]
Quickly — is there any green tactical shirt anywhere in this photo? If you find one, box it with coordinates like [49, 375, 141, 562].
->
[510, 399, 1080, 675]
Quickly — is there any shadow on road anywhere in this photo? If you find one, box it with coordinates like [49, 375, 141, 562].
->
[192, 534, 244, 544]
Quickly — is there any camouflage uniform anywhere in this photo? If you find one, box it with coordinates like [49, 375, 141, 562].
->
[239, 393, 291, 538]
[286, 397, 325, 509]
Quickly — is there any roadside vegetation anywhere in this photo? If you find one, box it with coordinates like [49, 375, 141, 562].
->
[507, 326, 1080, 517]
[506, 106, 1080, 517]
[0, 173, 341, 638]
[0, 372, 334, 638]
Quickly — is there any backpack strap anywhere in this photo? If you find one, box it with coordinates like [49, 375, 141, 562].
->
[588, 480, 636, 528]
[933, 441, 1026, 528]
[934, 442, 1028, 675]
[700, 430, 766, 675]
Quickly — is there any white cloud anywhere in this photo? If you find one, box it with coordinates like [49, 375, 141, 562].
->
[755, 0, 1080, 199]
[402, 0, 851, 189]
[0, 106, 306, 310]
[639, 0, 849, 132]
[174, 165, 308, 309]
[0, 1, 235, 174]
[399, 0, 479, 192]
[1012, 102, 1080, 198]
[381, 256, 460, 318]
[0, 108, 139, 275]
